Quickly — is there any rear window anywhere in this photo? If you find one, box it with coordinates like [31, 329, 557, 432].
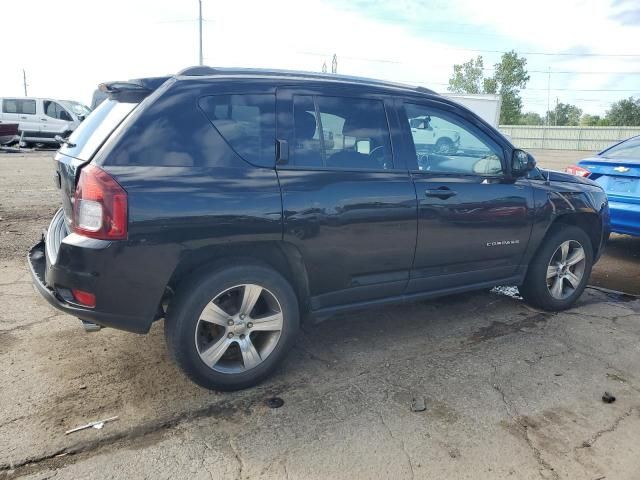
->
[601, 136, 640, 159]
[60, 99, 137, 160]
[199, 94, 275, 167]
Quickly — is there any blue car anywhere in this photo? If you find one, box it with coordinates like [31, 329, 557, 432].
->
[568, 135, 640, 236]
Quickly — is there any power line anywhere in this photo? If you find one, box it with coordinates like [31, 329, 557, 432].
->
[446, 46, 640, 57]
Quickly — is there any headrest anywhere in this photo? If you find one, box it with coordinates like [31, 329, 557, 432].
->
[295, 111, 317, 141]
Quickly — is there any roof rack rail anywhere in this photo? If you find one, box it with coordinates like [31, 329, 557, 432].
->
[174, 65, 439, 96]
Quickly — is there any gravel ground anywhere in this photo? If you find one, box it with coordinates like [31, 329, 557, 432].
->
[1, 150, 640, 480]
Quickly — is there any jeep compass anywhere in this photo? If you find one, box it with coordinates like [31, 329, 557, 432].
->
[29, 67, 610, 390]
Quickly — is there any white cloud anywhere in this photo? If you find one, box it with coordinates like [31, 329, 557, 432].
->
[1, 0, 638, 115]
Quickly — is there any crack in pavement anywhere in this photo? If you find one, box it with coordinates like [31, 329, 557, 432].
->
[0, 397, 247, 477]
[576, 406, 638, 450]
[0, 313, 64, 335]
[228, 437, 244, 480]
[490, 363, 560, 480]
[377, 411, 415, 480]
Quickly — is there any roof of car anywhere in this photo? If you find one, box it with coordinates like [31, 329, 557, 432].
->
[174, 66, 439, 97]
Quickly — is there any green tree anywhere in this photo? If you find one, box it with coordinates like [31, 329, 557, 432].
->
[547, 103, 583, 126]
[447, 56, 485, 94]
[579, 114, 601, 126]
[519, 111, 543, 125]
[605, 97, 640, 126]
[448, 50, 530, 124]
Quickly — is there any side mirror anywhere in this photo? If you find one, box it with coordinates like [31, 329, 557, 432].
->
[511, 149, 536, 177]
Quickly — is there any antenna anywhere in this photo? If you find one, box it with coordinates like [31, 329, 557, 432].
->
[198, 0, 203, 66]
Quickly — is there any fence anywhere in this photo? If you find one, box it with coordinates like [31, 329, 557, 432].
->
[498, 126, 640, 151]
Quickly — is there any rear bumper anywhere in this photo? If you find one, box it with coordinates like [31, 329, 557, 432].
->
[609, 199, 640, 237]
[28, 241, 151, 332]
[27, 210, 158, 333]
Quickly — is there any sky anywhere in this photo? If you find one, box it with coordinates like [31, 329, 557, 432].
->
[1, 0, 639, 117]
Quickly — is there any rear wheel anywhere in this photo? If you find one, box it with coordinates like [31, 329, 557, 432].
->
[519, 225, 593, 311]
[165, 263, 299, 391]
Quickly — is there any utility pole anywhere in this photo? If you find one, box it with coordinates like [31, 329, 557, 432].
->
[198, 0, 203, 66]
[555, 97, 559, 126]
[22, 69, 28, 96]
[546, 66, 551, 126]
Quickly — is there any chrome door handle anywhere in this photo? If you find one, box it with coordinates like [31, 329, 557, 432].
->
[425, 188, 457, 199]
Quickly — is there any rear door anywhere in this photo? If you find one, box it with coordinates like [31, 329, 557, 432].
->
[399, 100, 534, 293]
[275, 87, 417, 310]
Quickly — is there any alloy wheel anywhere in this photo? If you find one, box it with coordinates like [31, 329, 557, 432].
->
[194, 284, 283, 374]
[546, 240, 586, 300]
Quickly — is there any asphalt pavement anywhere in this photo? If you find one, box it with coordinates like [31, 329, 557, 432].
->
[1, 150, 639, 480]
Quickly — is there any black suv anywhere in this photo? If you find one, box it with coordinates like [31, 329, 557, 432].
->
[29, 67, 610, 390]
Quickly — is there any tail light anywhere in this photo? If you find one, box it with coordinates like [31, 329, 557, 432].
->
[565, 165, 591, 178]
[73, 164, 127, 240]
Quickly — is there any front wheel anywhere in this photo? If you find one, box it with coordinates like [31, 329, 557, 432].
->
[434, 137, 456, 155]
[165, 263, 299, 391]
[519, 225, 593, 311]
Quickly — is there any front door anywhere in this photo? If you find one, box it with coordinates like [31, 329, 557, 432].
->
[42, 100, 73, 138]
[399, 101, 534, 293]
[276, 88, 417, 310]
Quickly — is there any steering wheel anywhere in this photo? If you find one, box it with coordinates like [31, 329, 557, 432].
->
[369, 146, 389, 169]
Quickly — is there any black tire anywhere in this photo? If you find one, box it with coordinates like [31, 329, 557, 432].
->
[165, 263, 299, 391]
[435, 137, 456, 155]
[519, 225, 593, 311]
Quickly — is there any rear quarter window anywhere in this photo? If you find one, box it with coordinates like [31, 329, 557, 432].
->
[103, 88, 276, 169]
[199, 94, 275, 167]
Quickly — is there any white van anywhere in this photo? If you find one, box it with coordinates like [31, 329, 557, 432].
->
[0, 97, 90, 145]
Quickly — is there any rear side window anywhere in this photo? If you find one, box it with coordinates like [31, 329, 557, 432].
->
[290, 95, 393, 170]
[199, 94, 275, 167]
[2, 99, 36, 114]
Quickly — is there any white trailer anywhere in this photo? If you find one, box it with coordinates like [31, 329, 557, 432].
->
[441, 93, 502, 128]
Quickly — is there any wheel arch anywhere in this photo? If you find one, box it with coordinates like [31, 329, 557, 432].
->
[165, 241, 312, 318]
[548, 212, 603, 257]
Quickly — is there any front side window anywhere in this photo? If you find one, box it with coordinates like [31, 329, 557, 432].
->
[44, 101, 72, 120]
[405, 103, 503, 175]
[290, 95, 393, 170]
[199, 94, 275, 167]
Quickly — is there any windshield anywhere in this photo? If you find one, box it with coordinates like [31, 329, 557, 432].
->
[60, 100, 92, 117]
[59, 99, 137, 160]
[601, 136, 640, 160]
